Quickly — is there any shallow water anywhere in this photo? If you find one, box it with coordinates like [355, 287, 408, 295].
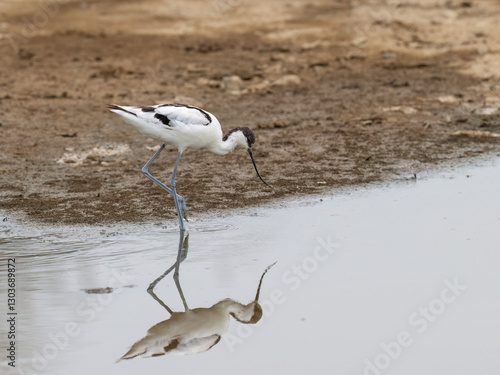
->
[1, 158, 500, 375]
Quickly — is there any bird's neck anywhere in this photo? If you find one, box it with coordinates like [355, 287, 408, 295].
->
[214, 299, 259, 323]
[214, 298, 245, 313]
[209, 137, 238, 155]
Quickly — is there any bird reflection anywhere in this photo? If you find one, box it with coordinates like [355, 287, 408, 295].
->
[119, 230, 275, 360]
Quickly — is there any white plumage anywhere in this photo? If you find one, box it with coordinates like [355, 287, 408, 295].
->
[119, 261, 275, 360]
[107, 103, 270, 230]
[119, 298, 261, 359]
[108, 104, 220, 152]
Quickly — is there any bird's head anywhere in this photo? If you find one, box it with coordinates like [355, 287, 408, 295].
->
[223, 127, 271, 188]
[229, 262, 276, 324]
[223, 126, 256, 149]
[230, 301, 263, 324]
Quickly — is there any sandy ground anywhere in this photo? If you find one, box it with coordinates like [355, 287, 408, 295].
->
[0, 0, 499, 225]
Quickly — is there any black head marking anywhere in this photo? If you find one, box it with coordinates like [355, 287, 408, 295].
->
[154, 113, 170, 126]
[223, 127, 255, 148]
[141, 106, 155, 112]
[230, 303, 263, 324]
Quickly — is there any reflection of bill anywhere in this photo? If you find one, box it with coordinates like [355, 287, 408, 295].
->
[119, 260, 275, 360]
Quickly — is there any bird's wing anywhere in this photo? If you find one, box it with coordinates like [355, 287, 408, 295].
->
[148, 104, 213, 126]
[119, 335, 221, 360]
[176, 335, 221, 354]
[108, 103, 213, 130]
[119, 337, 180, 360]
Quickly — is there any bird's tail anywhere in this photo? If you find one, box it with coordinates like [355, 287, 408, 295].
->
[107, 104, 137, 117]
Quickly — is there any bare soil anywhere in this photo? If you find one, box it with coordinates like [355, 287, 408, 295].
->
[1, 0, 499, 225]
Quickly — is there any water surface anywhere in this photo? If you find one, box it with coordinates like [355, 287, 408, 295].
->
[1, 158, 499, 375]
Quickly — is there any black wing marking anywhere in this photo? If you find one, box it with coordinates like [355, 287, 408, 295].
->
[157, 103, 212, 124]
[154, 113, 170, 126]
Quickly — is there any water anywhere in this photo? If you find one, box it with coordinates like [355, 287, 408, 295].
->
[1, 158, 500, 375]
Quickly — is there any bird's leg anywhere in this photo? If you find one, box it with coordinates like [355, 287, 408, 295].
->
[147, 288, 174, 315]
[141, 145, 188, 229]
[168, 151, 188, 231]
[173, 229, 189, 311]
[147, 230, 189, 313]
[141, 144, 173, 194]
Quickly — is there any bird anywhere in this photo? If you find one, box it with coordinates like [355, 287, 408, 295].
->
[107, 103, 271, 231]
[118, 262, 276, 359]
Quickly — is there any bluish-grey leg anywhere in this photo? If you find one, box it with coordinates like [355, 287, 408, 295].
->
[147, 230, 189, 313]
[141, 145, 188, 230]
[169, 151, 186, 231]
[173, 229, 189, 311]
[141, 144, 174, 194]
